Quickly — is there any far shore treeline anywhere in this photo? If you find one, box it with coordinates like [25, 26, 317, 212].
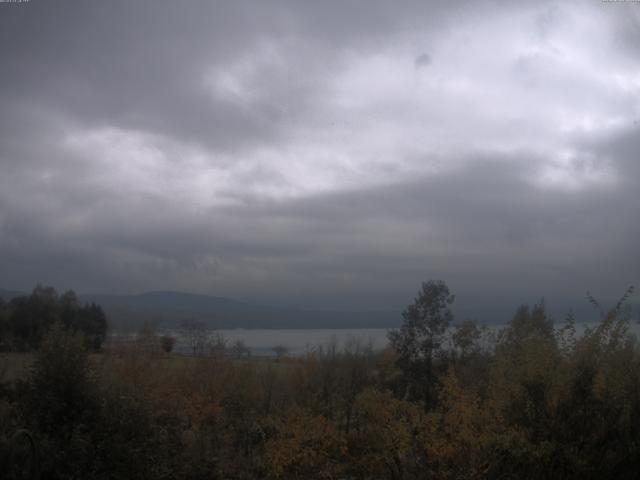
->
[0, 285, 107, 352]
[1, 280, 639, 479]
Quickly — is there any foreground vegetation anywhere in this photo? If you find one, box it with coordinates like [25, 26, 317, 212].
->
[1, 282, 639, 479]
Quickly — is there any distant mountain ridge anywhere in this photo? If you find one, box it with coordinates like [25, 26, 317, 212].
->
[1, 287, 635, 331]
[79, 290, 401, 331]
[0, 289, 23, 301]
[1, 288, 399, 329]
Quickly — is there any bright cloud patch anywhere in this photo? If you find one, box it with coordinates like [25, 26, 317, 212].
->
[55, 4, 640, 203]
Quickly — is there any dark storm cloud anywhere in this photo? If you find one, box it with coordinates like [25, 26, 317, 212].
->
[0, 0, 638, 311]
[1, 2, 294, 153]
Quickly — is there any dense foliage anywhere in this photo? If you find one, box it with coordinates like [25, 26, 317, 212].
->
[0, 285, 108, 351]
[1, 281, 638, 479]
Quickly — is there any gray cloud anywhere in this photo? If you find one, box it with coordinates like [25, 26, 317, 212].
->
[415, 53, 432, 68]
[0, 0, 638, 314]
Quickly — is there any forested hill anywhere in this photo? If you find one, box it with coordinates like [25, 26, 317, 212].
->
[2, 288, 623, 331]
[79, 291, 401, 330]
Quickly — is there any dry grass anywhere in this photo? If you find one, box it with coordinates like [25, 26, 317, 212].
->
[0, 353, 35, 382]
[0, 349, 297, 386]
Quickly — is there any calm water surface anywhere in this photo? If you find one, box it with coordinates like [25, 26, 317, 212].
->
[149, 320, 640, 357]
[170, 328, 389, 356]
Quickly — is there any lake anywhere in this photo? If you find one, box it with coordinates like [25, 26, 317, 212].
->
[170, 328, 390, 356]
[153, 319, 640, 357]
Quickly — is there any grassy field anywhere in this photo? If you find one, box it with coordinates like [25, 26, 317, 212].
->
[0, 350, 298, 384]
[0, 352, 34, 382]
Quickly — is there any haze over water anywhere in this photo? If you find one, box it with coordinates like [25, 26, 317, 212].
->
[162, 320, 640, 357]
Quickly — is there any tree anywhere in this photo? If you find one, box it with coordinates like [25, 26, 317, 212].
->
[6, 286, 108, 351]
[231, 339, 250, 359]
[273, 344, 289, 360]
[264, 406, 346, 479]
[8, 285, 60, 350]
[160, 335, 176, 353]
[348, 388, 424, 479]
[75, 302, 108, 351]
[57, 290, 108, 351]
[0, 298, 8, 350]
[425, 368, 498, 479]
[388, 280, 455, 406]
[497, 301, 554, 355]
[210, 331, 228, 356]
[26, 322, 97, 435]
[180, 318, 209, 356]
[24, 323, 160, 479]
[451, 319, 481, 359]
[136, 321, 159, 355]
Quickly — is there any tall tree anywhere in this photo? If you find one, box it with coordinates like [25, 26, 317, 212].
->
[388, 280, 455, 406]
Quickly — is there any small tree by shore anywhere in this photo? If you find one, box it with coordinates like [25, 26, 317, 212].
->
[179, 318, 209, 356]
[160, 335, 176, 354]
[273, 344, 289, 360]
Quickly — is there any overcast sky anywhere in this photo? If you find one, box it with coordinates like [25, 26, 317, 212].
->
[0, 0, 639, 311]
